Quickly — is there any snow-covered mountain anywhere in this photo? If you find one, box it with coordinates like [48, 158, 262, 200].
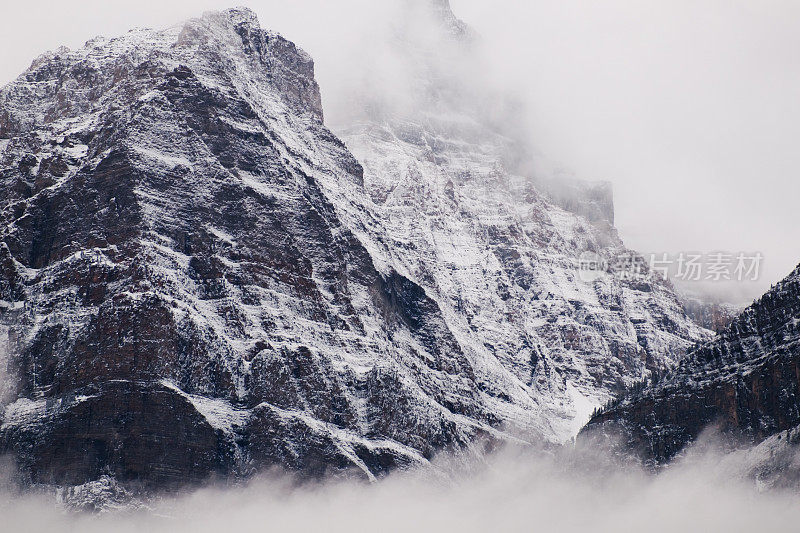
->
[334, 0, 708, 437]
[584, 262, 800, 466]
[0, 5, 705, 492]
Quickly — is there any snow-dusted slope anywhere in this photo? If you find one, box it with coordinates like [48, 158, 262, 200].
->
[584, 263, 800, 465]
[334, 0, 708, 438]
[0, 8, 527, 488]
[0, 5, 706, 491]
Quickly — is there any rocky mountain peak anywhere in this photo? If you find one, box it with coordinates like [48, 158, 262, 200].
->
[0, 6, 322, 142]
[407, 0, 474, 39]
[215, 5, 261, 28]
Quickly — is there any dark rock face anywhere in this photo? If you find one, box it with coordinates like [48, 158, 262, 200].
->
[2, 382, 235, 489]
[583, 264, 800, 465]
[0, 8, 494, 489]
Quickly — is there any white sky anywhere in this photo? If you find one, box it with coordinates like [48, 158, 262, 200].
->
[1, 0, 798, 303]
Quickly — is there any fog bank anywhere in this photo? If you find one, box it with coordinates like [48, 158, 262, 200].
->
[3, 437, 800, 533]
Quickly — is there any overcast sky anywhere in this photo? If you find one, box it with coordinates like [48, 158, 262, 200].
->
[1, 0, 798, 303]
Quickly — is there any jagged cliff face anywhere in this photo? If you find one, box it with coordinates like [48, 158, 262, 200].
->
[0, 5, 707, 491]
[0, 8, 517, 488]
[584, 264, 800, 465]
[335, 1, 708, 436]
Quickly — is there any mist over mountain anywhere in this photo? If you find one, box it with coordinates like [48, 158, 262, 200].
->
[0, 1, 798, 527]
[4, 0, 799, 304]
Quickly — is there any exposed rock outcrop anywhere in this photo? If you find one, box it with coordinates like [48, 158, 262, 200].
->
[583, 263, 800, 465]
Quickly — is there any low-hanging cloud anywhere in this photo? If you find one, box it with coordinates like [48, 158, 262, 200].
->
[2, 435, 800, 533]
